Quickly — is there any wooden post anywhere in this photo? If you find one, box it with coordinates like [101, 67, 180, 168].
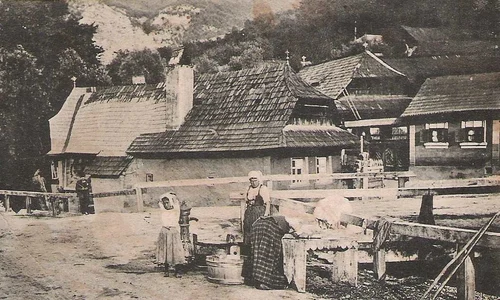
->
[373, 248, 386, 281]
[240, 199, 246, 232]
[25, 196, 31, 214]
[456, 249, 476, 300]
[135, 187, 144, 212]
[5, 195, 10, 212]
[331, 248, 358, 286]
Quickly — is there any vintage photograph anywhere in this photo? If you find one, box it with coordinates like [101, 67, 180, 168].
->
[0, 0, 499, 299]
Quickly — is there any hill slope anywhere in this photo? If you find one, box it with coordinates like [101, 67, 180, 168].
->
[69, 0, 298, 64]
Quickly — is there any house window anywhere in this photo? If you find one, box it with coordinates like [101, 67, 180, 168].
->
[146, 173, 154, 182]
[369, 127, 381, 140]
[424, 123, 449, 148]
[51, 161, 58, 180]
[316, 157, 327, 174]
[391, 126, 408, 140]
[460, 120, 487, 148]
[291, 157, 306, 183]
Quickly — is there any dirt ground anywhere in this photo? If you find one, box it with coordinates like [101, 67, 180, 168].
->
[1, 193, 500, 300]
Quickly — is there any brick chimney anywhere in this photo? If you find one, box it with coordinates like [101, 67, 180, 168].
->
[165, 65, 194, 129]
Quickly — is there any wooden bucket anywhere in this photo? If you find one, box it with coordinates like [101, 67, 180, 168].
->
[206, 255, 244, 285]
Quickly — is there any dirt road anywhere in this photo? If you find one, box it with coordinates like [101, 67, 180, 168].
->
[0, 208, 317, 300]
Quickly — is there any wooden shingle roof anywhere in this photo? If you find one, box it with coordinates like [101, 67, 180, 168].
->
[337, 95, 413, 121]
[401, 72, 500, 117]
[383, 55, 500, 84]
[49, 83, 173, 156]
[84, 156, 133, 177]
[298, 51, 405, 99]
[128, 63, 358, 154]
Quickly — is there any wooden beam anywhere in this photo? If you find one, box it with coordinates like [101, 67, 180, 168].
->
[135, 187, 144, 212]
[0, 190, 75, 198]
[91, 190, 136, 198]
[457, 251, 475, 300]
[389, 221, 500, 249]
[271, 188, 398, 199]
[134, 171, 416, 189]
[5, 195, 10, 212]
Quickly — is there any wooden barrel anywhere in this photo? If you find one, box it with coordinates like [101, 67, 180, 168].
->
[206, 255, 244, 285]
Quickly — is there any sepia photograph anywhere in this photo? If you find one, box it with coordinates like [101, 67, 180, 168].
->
[0, 0, 499, 299]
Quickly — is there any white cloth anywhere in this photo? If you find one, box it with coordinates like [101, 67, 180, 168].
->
[159, 192, 180, 228]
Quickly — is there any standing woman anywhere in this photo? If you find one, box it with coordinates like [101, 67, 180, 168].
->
[242, 170, 270, 283]
[243, 171, 271, 245]
[156, 192, 185, 277]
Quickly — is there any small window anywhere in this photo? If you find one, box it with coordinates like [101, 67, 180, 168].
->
[146, 173, 154, 182]
[51, 161, 58, 180]
[423, 123, 449, 148]
[291, 158, 305, 183]
[369, 127, 381, 140]
[316, 157, 328, 174]
[391, 126, 408, 140]
[460, 120, 487, 148]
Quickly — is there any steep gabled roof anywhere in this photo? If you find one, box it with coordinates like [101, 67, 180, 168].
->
[128, 63, 358, 154]
[298, 51, 406, 99]
[49, 83, 173, 156]
[401, 72, 500, 117]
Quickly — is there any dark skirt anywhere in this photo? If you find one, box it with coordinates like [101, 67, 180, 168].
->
[243, 205, 265, 246]
[250, 217, 288, 289]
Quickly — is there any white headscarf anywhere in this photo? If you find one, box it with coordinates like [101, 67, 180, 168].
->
[159, 192, 180, 211]
[248, 170, 263, 181]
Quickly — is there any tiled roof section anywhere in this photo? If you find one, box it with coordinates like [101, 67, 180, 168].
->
[384, 55, 500, 83]
[401, 26, 448, 42]
[84, 156, 132, 177]
[336, 95, 413, 121]
[401, 72, 500, 117]
[128, 63, 355, 154]
[299, 51, 405, 99]
[127, 131, 176, 153]
[282, 125, 359, 148]
[58, 84, 171, 156]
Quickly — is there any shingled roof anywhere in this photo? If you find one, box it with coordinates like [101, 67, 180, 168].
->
[298, 51, 405, 100]
[383, 55, 500, 84]
[336, 95, 413, 121]
[401, 72, 500, 118]
[49, 83, 174, 156]
[84, 156, 133, 177]
[128, 63, 358, 154]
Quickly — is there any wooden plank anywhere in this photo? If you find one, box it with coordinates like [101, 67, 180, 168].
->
[134, 172, 416, 189]
[25, 196, 31, 214]
[135, 187, 144, 212]
[373, 248, 386, 281]
[271, 188, 398, 199]
[91, 189, 136, 198]
[270, 198, 315, 214]
[0, 190, 75, 198]
[331, 248, 358, 286]
[5, 195, 10, 212]
[457, 252, 475, 300]
[389, 221, 500, 249]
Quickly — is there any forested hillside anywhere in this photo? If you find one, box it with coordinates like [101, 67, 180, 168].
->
[181, 0, 500, 72]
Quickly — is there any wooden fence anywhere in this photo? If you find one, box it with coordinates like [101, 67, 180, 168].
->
[0, 190, 77, 217]
[241, 194, 500, 300]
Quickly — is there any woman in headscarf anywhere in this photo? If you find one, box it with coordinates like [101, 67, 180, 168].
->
[156, 192, 185, 277]
[242, 170, 270, 284]
[243, 170, 270, 246]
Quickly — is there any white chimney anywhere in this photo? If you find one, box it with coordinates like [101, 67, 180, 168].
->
[165, 65, 194, 129]
[132, 75, 146, 85]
